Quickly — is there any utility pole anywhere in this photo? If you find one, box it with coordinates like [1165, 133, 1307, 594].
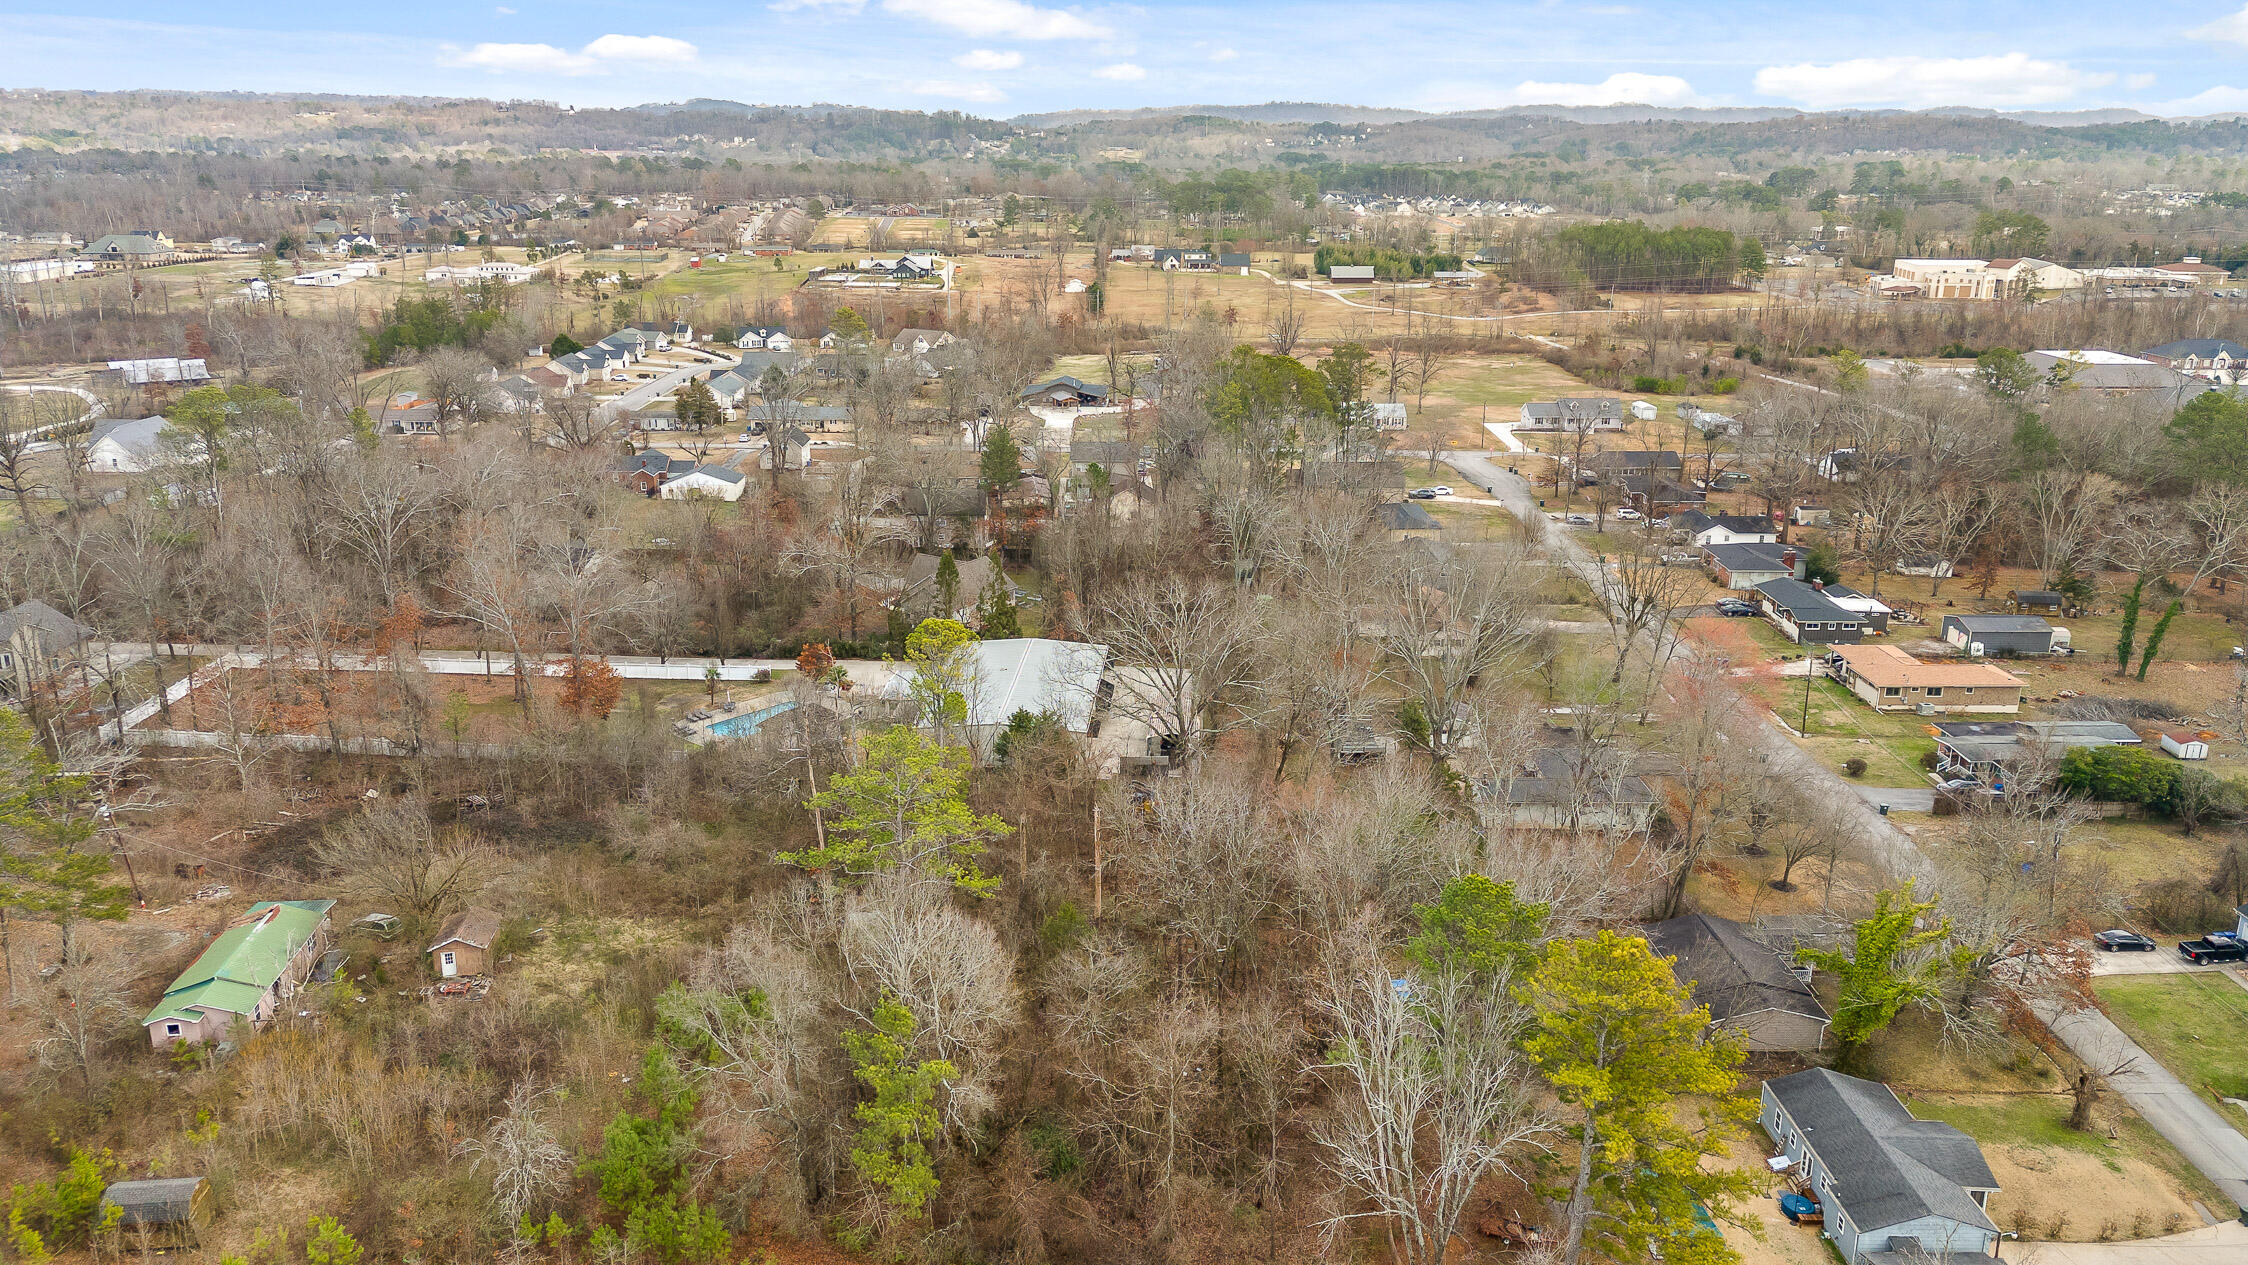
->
[1090, 805, 1104, 919]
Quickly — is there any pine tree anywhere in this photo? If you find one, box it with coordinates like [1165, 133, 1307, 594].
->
[979, 424, 1022, 493]
[844, 993, 956, 1224]
[935, 552, 960, 613]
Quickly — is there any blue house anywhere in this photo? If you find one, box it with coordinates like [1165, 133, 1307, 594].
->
[1760, 1069, 1999, 1263]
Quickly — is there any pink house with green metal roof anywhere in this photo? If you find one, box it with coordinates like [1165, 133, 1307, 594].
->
[143, 899, 335, 1049]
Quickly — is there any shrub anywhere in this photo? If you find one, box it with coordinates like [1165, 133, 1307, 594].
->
[1843, 758, 1867, 778]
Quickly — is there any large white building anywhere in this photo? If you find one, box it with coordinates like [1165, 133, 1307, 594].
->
[1886, 258, 2082, 300]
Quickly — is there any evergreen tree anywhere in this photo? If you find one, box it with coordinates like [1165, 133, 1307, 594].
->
[935, 552, 960, 613]
[979, 425, 1023, 494]
[1794, 881, 1966, 1067]
[844, 993, 956, 1225]
[779, 726, 1005, 895]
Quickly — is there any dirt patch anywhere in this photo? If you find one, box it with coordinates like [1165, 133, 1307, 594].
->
[166, 667, 707, 746]
[1979, 1133, 2201, 1241]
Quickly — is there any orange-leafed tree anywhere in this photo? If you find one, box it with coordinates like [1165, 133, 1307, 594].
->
[558, 656, 623, 719]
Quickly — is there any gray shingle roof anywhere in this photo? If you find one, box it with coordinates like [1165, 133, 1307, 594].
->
[103, 1177, 205, 1226]
[1944, 614, 2052, 634]
[1705, 542, 1794, 574]
[428, 906, 501, 953]
[0, 599, 93, 655]
[1766, 1068, 1997, 1234]
[1642, 914, 1827, 1026]
[1379, 501, 1440, 531]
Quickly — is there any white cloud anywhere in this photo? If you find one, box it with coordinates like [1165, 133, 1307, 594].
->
[2190, 4, 2248, 46]
[1209, 47, 1238, 62]
[2149, 84, 2248, 115]
[443, 33, 698, 75]
[882, 0, 1112, 41]
[494, 5, 515, 13]
[768, 0, 866, 10]
[1753, 54, 2112, 109]
[2127, 72, 2158, 90]
[581, 34, 699, 63]
[906, 78, 1007, 103]
[1507, 72, 1697, 107]
[953, 48, 1024, 70]
[1092, 62, 1146, 81]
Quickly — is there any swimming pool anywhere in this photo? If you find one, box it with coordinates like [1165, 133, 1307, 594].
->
[706, 699, 797, 738]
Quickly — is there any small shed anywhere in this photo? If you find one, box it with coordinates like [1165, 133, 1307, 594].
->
[1941, 613, 2056, 656]
[103, 1177, 210, 1245]
[2008, 589, 2066, 615]
[2157, 730, 2210, 760]
[427, 907, 503, 978]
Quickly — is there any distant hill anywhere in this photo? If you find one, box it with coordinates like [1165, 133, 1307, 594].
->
[1012, 102, 1432, 127]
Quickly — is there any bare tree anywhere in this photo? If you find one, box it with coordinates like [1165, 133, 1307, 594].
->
[1316, 938, 1552, 1265]
[1264, 285, 1306, 356]
[455, 1081, 574, 1230]
[1095, 574, 1264, 765]
[32, 945, 136, 1093]
[1591, 539, 1697, 686]
[418, 347, 494, 437]
[1374, 546, 1540, 759]
[839, 880, 1020, 1129]
[311, 800, 496, 923]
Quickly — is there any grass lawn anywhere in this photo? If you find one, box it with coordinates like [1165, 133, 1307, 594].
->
[1904, 1092, 2230, 1224]
[640, 255, 819, 308]
[1738, 671, 1938, 785]
[2058, 608, 2240, 666]
[2093, 974, 2248, 1116]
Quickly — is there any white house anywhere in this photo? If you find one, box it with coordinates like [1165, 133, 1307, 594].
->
[659, 465, 748, 502]
[86, 417, 174, 473]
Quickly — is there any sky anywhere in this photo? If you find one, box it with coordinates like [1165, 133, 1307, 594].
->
[9, 1, 2248, 119]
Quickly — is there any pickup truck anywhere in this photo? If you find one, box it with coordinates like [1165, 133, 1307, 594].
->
[2177, 933, 2248, 964]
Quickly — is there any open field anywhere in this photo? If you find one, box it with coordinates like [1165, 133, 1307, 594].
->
[2093, 974, 2248, 1124]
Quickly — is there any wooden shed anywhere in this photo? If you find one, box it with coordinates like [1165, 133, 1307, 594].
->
[103, 1177, 210, 1245]
[427, 907, 502, 978]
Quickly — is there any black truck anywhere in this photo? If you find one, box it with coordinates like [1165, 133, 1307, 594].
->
[2178, 933, 2248, 964]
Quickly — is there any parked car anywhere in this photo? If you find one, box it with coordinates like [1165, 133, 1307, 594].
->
[2093, 930, 2158, 952]
[1613, 507, 1642, 520]
[1715, 599, 1757, 617]
[1567, 513, 1595, 526]
[1661, 552, 1701, 565]
[1937, 777, 1982, 793]
[1424, 485, 1453, 497]
[1407, 488, 1439, 500]
[2178, 933, 2248, 964]
[353, 912, 401, 939]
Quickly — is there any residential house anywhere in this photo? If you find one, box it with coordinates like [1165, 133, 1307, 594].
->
[1481, 746, 1660, 833]
[1022, 377, 1114, 408]
[1703, 543, 1803, 591]
[0, 599, 93, 698]
[1517, 397, 1625, 433]
[1377, 500, 1441, 541]
[101, 1178, 211, 1247]
[2007, 589, 2066, 615]
[493, 375, 548, 413]
[427, 907, 502, 978]
[632, 319, 695, 345]
[142, 899, 337, 1049]
[899, 552, 994, 622]
[1619, 472, 1707, 514]
[1640, 914, 1829, 1052]
[760, 425, 812, 471]
[1152, 249, 1214, 271]
[1932, 719, 2141, 779]
[1668, 510, 1777, 548]
[1830, 644, 2024, 714]
[2140, 338, 2248, 383]
[1327, 264, 1376, 282]
[1760, 1068, 1999, 1265]
[1070, 439, 1145, 480]
[1753, 578, 1872, 645]
[1581, 449, 1684, 482]
[734, 325, 794, 351]
[83, 232, 178, 265]
[617, 450, 697, 494]
[1368, 402, 1409, 431]
[660, 465, 748, 502]
[1217, 252, 1252, 274]
[889, 327, 954, 357]
[1941, 614, 2057, 656]
[86, 416, 173, 473]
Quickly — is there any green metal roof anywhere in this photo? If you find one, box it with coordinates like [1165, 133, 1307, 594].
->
[143, 899, 334, 1027]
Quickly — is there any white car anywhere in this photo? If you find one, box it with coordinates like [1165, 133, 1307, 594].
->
[1613, 508, 1642, 520]
[1426, 485, 1453, 497]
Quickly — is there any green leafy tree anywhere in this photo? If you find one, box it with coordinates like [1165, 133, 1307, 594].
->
[1737, 238, 1767, 280]
[1406, 875, 1548, 984]
[2058, 745, 2183, 810]
[547, 333, 584, 357]
[1208, 345, 1332, 486]
[780, 726, 1006, 895]
[844, 993, 956, 1224]
[0, 710, 131, 968]
[975, 565, 1022, 639]
[979, 424, 1023, 494]
[2116, 574, 2147, 674]
[1975, 348, 2037, 401]
[934, 552, 961, 613]
[1525, 932, 1756, 1265]
[1794, 882, 1965, 1065]
[829, 305, 870, 344]
[1828, 349, 1869, 393]
[303, 1216, 361, 1265]
[901, 618, 978, 740]
[2165, 391, 2248, 485]
[1320, 342, 1376, 439]
[585, 1047, 698, 1214]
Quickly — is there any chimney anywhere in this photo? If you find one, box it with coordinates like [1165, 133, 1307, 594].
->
[1812, 580, 1825, 592]
[1783, 548, 1799, 572]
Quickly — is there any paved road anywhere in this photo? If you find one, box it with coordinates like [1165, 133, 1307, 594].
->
[2091, 950, 2248, 979]
[2031, 999, 2248, 1211]
[1852, 786, 1935, 813]
[2012, 1222, 2248, 1265]
[1443, 448, 1932, 882]
[605, 351, 737, 415]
